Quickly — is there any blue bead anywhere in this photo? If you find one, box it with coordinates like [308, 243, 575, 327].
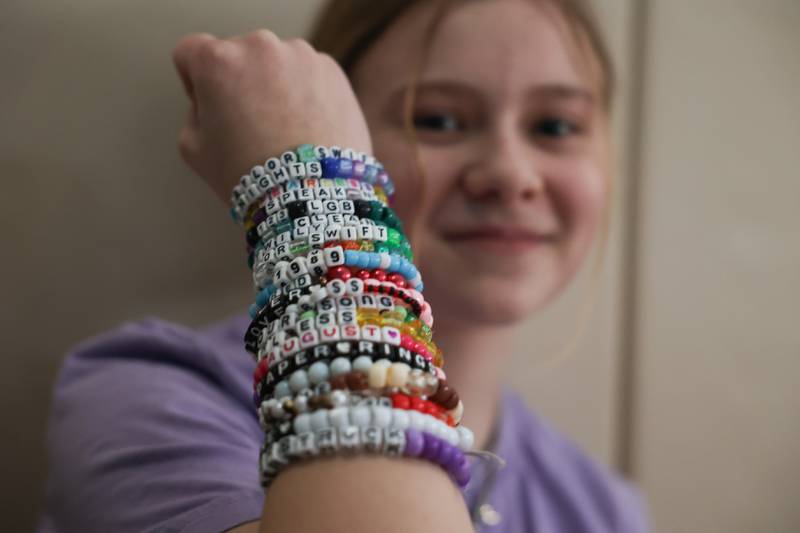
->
[417, 282, 424, 292]
[368, 253, 381, 269]
[338, 158, 354, 178]
[229, 207, 239, 223]
[248, 303, 259, 319]
[321, 157, 340, 179]
[345, 250, 356, 263]
[256, 288, 269, 307]
[364, 165, 378, 184]
[359, 252, 370, 268]
[389, 256, 401, 272]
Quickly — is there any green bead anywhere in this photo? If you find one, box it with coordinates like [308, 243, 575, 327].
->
[387, 228, 402, 246]
[394, 306, 407, 321]
[297, 144, 317, 162]
[334, 178, 347, 187]
[291, 243, 310, 255]
[300, 310, 316, 320]
[375, 243, 390, 254]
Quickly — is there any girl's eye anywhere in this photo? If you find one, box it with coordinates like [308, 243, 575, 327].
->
[532, 118, 581, 138]
[413, 112, 464, 132]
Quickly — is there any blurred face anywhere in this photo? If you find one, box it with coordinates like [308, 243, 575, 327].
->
[352, 0, 608, 326]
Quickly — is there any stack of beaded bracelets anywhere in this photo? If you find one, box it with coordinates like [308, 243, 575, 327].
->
[233, 144, 473, 489]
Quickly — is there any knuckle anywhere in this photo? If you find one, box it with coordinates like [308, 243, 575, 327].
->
[196, 39, 238, 66]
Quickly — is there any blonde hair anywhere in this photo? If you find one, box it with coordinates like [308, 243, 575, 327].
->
[310, 0, 616, 367]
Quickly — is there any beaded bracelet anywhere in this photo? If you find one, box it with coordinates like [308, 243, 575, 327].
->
[258, 389, 457, 426]
[265, 404, 467, 450]
[231, 144, 397, 224]
[256, 349, 441, 402]
[259, 426, 472, 489]
[259, 359, 462, 422]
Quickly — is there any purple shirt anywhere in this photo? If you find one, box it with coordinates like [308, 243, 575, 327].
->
[36, 314, 650, 533]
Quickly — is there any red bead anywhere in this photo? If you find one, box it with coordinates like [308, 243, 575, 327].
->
[371, 269, 387, 282]
[410, 396, 425, 412]
[328, 266, 351, 281]
[387, 273, 407, 288]
[391, 393, 410, 409]
[323, 240, 340, 248]
[400, 335, 415, 349]
[343, 240, 360, 251]
[422, 400, 437, 416]
[356, 269, 372, 280]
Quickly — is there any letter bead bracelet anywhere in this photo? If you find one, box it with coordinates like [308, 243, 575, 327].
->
[231, 145, 501, 491]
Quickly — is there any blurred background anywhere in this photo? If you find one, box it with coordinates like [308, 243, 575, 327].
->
[2, 0, 798, 531]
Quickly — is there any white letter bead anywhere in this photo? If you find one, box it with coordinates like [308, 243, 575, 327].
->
[306, 161, 322, 178]
[280, 150, 298, 166]
[381, 326, 401, 346]
[361, 324, 382, 342]
[265, 157, 282, 171]
[374, 226, 388, 242]
[323, 246, 345, 267]
[326, 279, 347, 297]
[357, 225, 373, 240]
[340, 226, 358, 241]
[346, 277, 364, 295]
[323, 225, 341, 242]
[289, 162, 306, 178]
[288, 257, 308, 279]
[308, 199, 324, 214]
[314, 145, 329, 158]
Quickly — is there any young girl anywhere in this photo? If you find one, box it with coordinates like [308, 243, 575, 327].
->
[37, 0, 651, 531]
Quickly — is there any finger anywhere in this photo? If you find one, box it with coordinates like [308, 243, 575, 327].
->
[171, 32, 218, 101]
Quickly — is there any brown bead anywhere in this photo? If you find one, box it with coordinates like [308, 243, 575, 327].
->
[346, 371, 369, 390]
[441, 389, 459, 410]
[430, 382, 451, 404]
[329, 374, 348, 390]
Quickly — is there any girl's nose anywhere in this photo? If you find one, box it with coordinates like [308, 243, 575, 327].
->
[460, 132, 544, 204]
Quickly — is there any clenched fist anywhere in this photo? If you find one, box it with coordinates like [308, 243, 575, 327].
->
[172, 29, 373, 204]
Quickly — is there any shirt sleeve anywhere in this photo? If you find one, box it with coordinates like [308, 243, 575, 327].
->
[38, 318, 265, 533]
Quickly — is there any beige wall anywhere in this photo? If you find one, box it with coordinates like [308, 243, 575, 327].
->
[2, 1, 798, 531]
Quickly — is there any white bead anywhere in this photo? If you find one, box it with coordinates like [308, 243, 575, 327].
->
[443, 426, 460, 447]
[391, 408, 410, 430]
[288, 369, 309, 392]
[329, 389, 348, 407]
[424, 413, 440, 436]
[329, 406, 349, 428]
[309, 409, 330, 431]
[352, 355, 373, 373]
[293, 413, 311, 434]
[386, 362, 410, 388]
[264, 157, 281, 172]
[368, 359, 392, 388]
[379, 252, 392, 269]
[346, 277, 364, 295]
[449, 400, 464, 425]
[350, 405, 371, 427]
[371, 405, 392, 428]
[408, 410, 427, 431]
[457, 425, 474, 451]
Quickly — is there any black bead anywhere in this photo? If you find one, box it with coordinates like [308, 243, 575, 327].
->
[286, 200, 308, 219]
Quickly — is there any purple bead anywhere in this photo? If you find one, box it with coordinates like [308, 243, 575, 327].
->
[253, 208, 267, 225]
[321, 157, 339, 179]
[338, 158, 354, 178]
[436, 441, 456, 469]
[352, 161, 366, 179]
[454, 459, 471, 488]
[376, 171, 389, 186]
[404, 428, 424, 457]
[421, 432, 442, 461]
